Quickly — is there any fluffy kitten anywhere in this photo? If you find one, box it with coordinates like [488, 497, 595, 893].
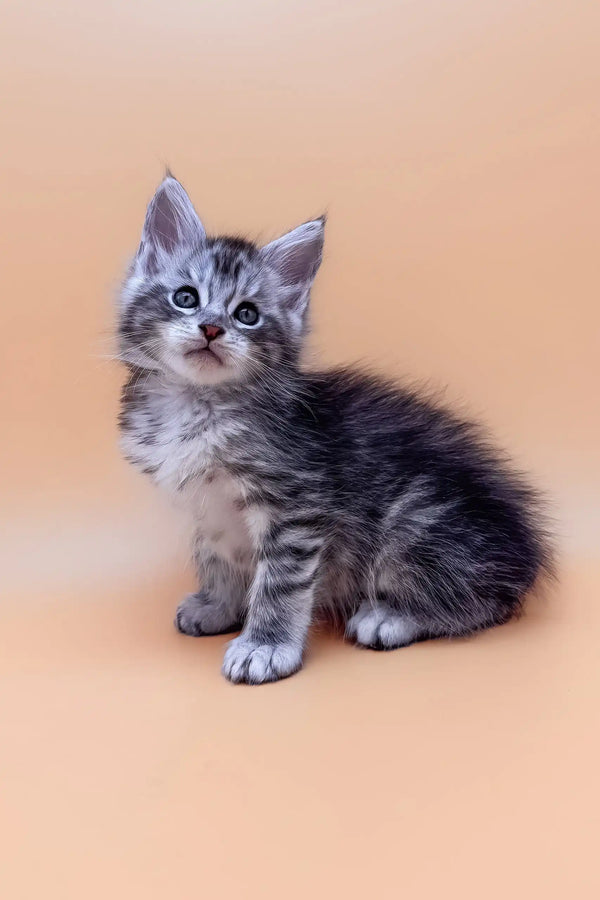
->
[118, 175, 551, 685]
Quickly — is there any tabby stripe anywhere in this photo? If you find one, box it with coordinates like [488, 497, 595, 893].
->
[262, 576, 317, 599]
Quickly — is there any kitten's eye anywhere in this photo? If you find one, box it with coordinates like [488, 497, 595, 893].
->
[233, 302, 260, 326]
[172, 286, 199, 309]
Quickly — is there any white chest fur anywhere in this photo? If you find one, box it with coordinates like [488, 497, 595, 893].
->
[121, 382, 262, 569]
[191, 471, 255, 568]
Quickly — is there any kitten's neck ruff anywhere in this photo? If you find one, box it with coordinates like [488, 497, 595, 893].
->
[127, 359, 305, 414]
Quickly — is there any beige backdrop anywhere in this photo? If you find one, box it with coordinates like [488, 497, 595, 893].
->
[1, 1, 599, 897]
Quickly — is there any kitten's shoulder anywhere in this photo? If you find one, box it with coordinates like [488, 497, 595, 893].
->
[302, 364, 483, 449]
[303, 365, 435, 414]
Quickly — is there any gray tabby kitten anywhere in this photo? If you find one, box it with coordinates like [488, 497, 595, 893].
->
[118, 175, 551, 685]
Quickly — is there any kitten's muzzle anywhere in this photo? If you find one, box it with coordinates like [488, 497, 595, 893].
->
[182, 334, 224, 365]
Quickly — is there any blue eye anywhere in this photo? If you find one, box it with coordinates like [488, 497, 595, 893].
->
[172, 286, 199, 309]
[234, 302, 259, 326]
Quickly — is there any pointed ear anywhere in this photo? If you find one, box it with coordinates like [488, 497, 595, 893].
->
[135, 175, 205, 276]
[260, 217, 325, 312]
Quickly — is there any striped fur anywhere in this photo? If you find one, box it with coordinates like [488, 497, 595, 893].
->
[117, 175, 552, 684]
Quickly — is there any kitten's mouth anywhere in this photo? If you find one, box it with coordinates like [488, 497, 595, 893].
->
[183, 346, 223, 366]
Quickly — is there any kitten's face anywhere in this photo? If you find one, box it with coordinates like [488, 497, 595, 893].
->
[119, 177, 324, 387]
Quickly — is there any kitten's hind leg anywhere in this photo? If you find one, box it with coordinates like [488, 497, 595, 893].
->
[346, 599, 421, 650]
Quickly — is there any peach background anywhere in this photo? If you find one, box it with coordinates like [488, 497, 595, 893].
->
[1, 1, 599, 897]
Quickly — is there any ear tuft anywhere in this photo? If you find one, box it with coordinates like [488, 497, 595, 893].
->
[135, 175, 205, 276]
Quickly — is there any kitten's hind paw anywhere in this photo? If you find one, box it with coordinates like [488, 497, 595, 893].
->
[346, 605, 420, 650]
[222, 637, 303, 685]
[175, 591, 241, 637]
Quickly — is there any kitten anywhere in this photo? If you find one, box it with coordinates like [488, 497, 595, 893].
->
[118, 174, 552, 685]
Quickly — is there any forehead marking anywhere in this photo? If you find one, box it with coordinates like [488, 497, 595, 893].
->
[199, 282, 211, 309]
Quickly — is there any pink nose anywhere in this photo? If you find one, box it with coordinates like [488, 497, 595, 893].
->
[200, 324, 224, 341]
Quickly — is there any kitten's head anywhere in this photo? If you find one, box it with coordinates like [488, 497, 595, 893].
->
[118, 175, 324, 386]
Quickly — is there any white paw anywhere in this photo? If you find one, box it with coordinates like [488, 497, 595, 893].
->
[222, 637, 303, 685]
[175, 592, 240, 637]
[346, 605, 419, 650]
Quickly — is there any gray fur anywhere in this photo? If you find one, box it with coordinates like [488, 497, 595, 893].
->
[118, 175, 552, 684]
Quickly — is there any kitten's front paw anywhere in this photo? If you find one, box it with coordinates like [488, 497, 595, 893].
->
[175, 591, 241, 637]
[222, 637, 303, 685]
